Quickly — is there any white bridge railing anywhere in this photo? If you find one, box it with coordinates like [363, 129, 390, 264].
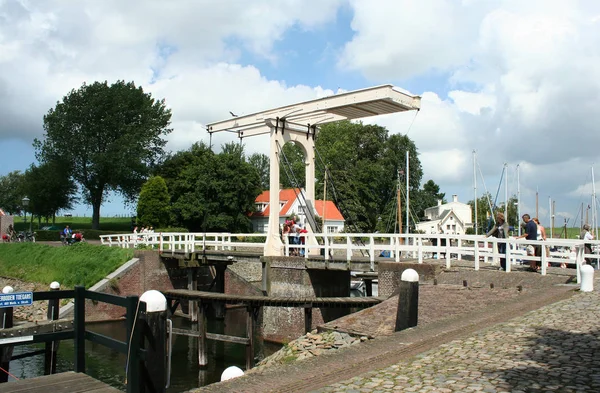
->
[99, 232, 598, 283]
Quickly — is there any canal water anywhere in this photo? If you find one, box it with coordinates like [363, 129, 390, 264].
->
[6, 308, 280, 392]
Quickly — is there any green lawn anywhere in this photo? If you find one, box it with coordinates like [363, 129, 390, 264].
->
[0, 243, 134, 288]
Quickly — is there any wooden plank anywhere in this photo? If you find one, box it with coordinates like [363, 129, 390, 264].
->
[0, 372, 120, 392]
[206, 332, 250, 345]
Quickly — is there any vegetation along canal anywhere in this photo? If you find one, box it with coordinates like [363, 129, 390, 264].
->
[7, 308, 280, 391]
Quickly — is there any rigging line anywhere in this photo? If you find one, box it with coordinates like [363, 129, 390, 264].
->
[476, 160, 495, 222]
[314, 146, 364, 234]
[276, 141, 320, 232]
[404, 109, 420, 137]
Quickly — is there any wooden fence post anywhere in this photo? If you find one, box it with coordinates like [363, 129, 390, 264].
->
[44, 281, 60, 375]
[0, 286, 14, 383]
[139, 290, 168, 393]
[73, 285, 86, 373]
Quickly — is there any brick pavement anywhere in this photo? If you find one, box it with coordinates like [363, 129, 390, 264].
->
[190, 281, 578, 392]
[317, 285, 600, 393]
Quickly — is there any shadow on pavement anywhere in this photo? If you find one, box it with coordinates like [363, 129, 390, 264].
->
[485, 327, 600, 392]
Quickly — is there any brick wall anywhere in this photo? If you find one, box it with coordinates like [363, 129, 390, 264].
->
[261, 256, 350, 343]
[378, 261, 441, 297]
[81, 251, 177, 321]
[0, 216, 14, 239]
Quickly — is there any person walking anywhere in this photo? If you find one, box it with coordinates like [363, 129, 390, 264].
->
[580, 224, 594, 266]
[516, 214, 539, 271]
[486, 213, 510, 271]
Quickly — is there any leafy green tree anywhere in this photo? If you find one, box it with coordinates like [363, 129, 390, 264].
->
[248, 153, 269, 190]
[156, 142, 261, 232]
[34, 80, 172, 229]
[278, 142, 306, 189]
[467, 192, 496, 234]
[315, 121, 424, 232]
[137, 176, 170, 228]
[411, 180, 445, 220]
[0, 171, 26, 214]
[22, 161, 77, 224]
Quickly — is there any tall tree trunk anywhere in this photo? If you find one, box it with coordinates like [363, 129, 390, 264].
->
[92, 202, 101, 229]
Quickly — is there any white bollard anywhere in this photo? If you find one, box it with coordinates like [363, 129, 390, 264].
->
[581, 264, 594, 292]
[221, 365, 244, 381]
[2, 286, 14, 294]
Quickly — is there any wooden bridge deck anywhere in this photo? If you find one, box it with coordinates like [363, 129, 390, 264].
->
[163, 289, 385, 308]
[1, 371, 119, 392]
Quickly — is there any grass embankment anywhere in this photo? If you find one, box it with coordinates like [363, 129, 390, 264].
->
[0, 243, 134, 288]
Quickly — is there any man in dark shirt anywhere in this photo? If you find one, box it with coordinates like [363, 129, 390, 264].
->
[517, 214, 539, 271]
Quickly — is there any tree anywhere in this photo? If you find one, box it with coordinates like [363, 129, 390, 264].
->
[34, 80, 172, 229]
[315, 121, 424, 232]
[411, 180, 445, 220]
[22, 161, 77, 224]
[156, 142, 261, 232]
[0, 171, 26, 214]
[468, 192, 495, 234]
[279, 142, 306, 189]
[136, 176, 170, 228]
[248, 153, 270, 190]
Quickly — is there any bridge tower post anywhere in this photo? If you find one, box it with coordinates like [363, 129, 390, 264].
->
[264, 120, 317, 256]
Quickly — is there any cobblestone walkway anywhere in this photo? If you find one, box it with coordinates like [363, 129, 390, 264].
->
[316, 289, 600, 393]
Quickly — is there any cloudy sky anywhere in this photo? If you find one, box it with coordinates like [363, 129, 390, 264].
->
[1, 0, 599, 228]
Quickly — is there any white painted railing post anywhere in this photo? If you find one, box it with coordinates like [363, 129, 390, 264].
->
[324, 235, 329, 260]
[417, 237, 423, 263]
[474, 239, 480, 270]
[576, 245, 584, 284]
[457, 238, 462, 260]
[346, 236, 352, 261]
[504, 238, 511, 272]
[395, 236, 400, 262]
[445, 236, 451, 269]
[540, 242, 547, 275]
[369, 236, 375, 267]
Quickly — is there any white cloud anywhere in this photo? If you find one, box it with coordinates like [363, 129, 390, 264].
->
[0, 0, 342, 142]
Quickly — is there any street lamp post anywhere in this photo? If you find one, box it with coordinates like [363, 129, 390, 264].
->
[22, 196, 30, 233]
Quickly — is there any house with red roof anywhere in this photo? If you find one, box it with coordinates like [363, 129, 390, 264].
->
[250, 188, 345, 233]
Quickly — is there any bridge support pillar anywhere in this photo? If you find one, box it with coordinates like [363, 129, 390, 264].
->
[212, 265, 227, 319]
[261, 257, 350, 343]
[187, 269, 198, 322]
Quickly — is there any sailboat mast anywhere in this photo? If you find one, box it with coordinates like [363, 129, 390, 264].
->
[406, 151, 409, 235]
[473, 150, 478, 235]
[397, 169, 402, 235]
[592, 165, 597, 241]
[549, 197, 553, 238]
[517, 164, 521, 236]
[536, 187, 539, 219]
[504, 163, 508, 221]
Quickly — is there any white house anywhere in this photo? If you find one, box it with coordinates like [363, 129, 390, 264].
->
[415, 194, 473, 235]
[249, 188, 345, 233]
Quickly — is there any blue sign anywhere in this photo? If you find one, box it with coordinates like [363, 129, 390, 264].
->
[0, 292, 33, 308]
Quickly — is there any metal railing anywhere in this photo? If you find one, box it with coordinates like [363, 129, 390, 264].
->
[100, 232, 597, 281]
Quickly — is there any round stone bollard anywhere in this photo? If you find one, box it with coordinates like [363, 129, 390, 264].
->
[581, 264, 594, 292]
[221, 365, 244, 381]
[395, 269, 419, 332]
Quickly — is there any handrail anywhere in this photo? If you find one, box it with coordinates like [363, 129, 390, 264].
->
[99, 231, 598, 279]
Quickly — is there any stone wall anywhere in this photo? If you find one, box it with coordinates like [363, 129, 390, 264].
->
[378, 261, 441, 297]
[261, 256, 351, 343]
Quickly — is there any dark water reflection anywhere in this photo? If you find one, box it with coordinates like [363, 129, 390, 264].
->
[7, 308, 280, 392]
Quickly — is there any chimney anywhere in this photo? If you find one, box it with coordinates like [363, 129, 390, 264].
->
[437, 199, 442, 206]
[453, 194, 458, 203]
